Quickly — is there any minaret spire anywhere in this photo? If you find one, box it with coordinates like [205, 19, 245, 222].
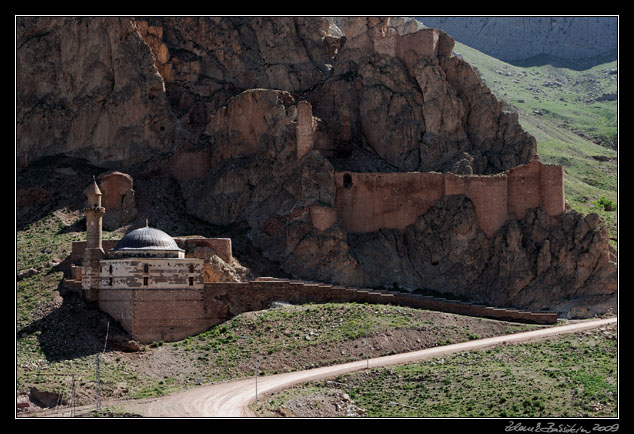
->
[82, 176, 106, 303]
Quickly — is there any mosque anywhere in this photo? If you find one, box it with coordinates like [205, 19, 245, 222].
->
[65, 177, 237, 343]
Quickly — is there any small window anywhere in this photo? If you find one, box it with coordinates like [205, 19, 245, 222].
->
[109, 265, 113, 274]
[109, 277, 113, 286]
[143, 264, 149, 273]
[343, 173, 353, 189]
[189, 277, 194, 286]
[189, 264, 194, 273]
[143, 276, 148, 286]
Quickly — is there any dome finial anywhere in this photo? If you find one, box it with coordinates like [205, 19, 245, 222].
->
[145, 218, 149, 228]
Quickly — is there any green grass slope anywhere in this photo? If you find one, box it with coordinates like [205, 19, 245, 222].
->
[254, 322, 617, 417]
[453, 41, 618, 246]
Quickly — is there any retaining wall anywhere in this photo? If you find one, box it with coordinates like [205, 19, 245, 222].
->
[86, 277, 557, 344]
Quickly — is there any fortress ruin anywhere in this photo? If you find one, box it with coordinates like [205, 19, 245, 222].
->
[62, 97, 565, 344]
[58, 21, 573, 344]
[293, 100, 566, 238]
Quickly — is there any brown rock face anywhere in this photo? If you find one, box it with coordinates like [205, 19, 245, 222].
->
[16, 17, 615, 317]
[16, 17, 174, 168]
[16, 16, 533, 174]
[349, 196, 616, 317]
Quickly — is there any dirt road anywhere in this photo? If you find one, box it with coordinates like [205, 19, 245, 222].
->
[111, 317, 616, 418]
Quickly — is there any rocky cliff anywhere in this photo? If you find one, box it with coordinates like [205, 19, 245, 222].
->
[16, 16, 616, 317]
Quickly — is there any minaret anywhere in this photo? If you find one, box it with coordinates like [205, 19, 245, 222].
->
[82, 176, 106, 303]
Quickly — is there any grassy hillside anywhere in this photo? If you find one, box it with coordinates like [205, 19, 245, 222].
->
[253, 321, 617, 418]
[453, 41, 618, 246]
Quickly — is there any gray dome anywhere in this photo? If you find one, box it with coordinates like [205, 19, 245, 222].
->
[113, 226, 183, 251]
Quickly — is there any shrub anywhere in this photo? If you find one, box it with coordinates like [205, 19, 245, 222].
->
[595, 196, 617, 211]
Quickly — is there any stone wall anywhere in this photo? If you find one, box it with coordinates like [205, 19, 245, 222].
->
[444, 172, 508, 238]
[333, 159, 565, 237]
[98, 171, 137, 230]
[71, 240, 119, 265]
[93, 277, 557, 344]
[334, 171, 445, 234]
[310, 205, 338, 232]
[207, 279, 557, 325]
[98, 287, 212, 343]
[175, 237, 233, 264]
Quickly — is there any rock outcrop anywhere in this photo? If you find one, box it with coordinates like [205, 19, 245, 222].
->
[16, 17, 174, 168]
[349, 196, 616, 317]
[16, 16, 616, 317]
[17, 16, 535, 175]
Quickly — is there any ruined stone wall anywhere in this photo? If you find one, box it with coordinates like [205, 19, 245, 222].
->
[444, 172, 508, 238]
[71, 240, 119, 265]
[507, 159, 565, 220]
[203, 279, 557, 327]
[538, 164, 565, 217]
[310, 205, 338, 232]
[175, 237, 233, 263]
[334, 159, 565, 237]
[99, 171, 134, 211]
[98, 171, 138, 230]
[335, 171, 446, 233]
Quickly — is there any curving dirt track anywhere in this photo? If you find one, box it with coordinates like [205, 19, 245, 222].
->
[115, 317, 616, 418]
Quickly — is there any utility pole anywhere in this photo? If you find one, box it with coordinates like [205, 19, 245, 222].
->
[365, 317, 369, 369]
[95, 354, 101, 412]
[71, 374, 76, 417]
[95, 320, 109, 413]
